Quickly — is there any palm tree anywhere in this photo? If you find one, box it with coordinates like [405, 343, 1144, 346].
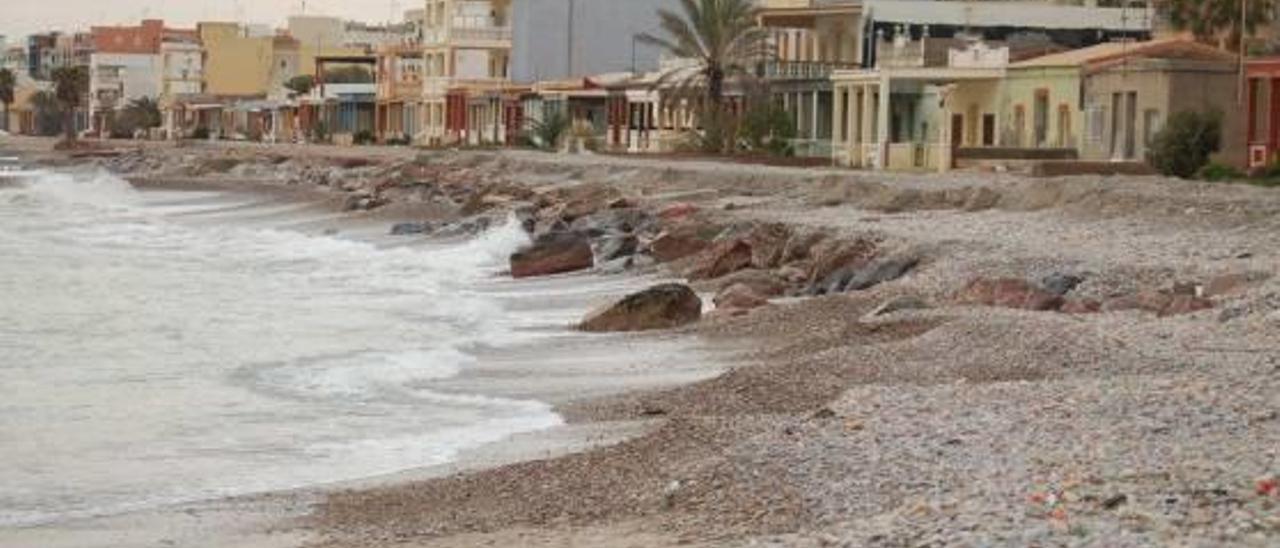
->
[637, 0, 772, 151]
[0, 68, 15, 133]
[1164, 0, 1273, 49]
[30, 90, 64, 137]
[51, 65, 88, 143]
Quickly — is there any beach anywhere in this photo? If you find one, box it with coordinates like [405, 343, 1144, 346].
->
[1, 135, 1278, 547]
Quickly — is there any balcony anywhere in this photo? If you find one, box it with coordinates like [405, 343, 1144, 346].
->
[422, 25, 512, 47]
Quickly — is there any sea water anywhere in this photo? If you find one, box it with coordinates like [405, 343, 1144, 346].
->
[0, 169, 561, 526]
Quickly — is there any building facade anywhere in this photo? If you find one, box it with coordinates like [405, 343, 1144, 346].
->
[421, 0, 514, 145]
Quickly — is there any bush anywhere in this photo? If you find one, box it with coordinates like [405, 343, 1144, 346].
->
[1197, 162, 1245, 182]
[191, 126, 210, 140]
[522, 112, 570, 151]
[1146, 110, 1222, 179]
[740, 102, 797, 157]
[353, 130, 374, 145]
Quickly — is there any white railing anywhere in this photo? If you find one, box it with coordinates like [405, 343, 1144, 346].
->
[760, 60, 858, 80]
[421, 25, 511, 45]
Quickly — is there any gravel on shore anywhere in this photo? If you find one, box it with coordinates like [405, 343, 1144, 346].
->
[7, 136, 1278, 547]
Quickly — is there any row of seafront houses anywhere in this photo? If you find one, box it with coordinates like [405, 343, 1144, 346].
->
[7, 0, 1280, 172]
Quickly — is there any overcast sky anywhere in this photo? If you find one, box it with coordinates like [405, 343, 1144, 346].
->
[2, 0, 416, 42]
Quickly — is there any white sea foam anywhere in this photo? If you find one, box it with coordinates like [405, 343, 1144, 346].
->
[0, 171, 560, 527]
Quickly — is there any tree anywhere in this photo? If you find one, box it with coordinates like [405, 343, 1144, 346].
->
[284, 75, 315, 97]
[30, 90, 64, 137]
[740, 101, 796, 156]
[51, 65, 88, 143]
[111, 97, 162, 138]
[0, 68, 15, 133]
[637, 0, 772, 152]
[1164, 0, 1274, 49]
[1146, 110, 1222, 179]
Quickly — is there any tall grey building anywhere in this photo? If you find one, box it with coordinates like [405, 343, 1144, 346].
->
[511, 0, 679, 83]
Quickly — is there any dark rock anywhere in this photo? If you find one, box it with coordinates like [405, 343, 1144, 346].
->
[578, 283, 702, 332]
[389, 222, 431, 236]
[570, 208, 653, 238]
[592, 234, 639, 263]
[510, 231, 594, 278]
[844, 256, 919, 292]
[1041, 272, 1084, 296]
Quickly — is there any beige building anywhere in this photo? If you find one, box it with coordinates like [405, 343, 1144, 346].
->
[421, 0, 513, 145]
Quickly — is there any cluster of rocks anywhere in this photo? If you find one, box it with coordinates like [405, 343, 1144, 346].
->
[954, 270, 1270, 318]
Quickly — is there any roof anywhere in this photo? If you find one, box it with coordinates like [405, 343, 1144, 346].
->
[1010, 38, 1235, 70]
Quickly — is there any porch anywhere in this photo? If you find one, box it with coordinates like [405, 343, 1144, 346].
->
[831, 67, 1003, 171]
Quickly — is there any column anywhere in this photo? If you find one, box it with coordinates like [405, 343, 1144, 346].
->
[861, 83, 873, 168]
[877, 76, 890, 170]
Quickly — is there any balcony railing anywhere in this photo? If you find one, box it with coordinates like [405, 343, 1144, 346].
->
[422, 25, 512, 45]
[759, 60, 858, 80]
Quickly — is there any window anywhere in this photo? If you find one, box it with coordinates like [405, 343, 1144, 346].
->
[1087, 104, 1105, 144]
[982, 114, 995, 146]
[1057, 104, 1071, 148]
[1143, 108, 1161, 147]
[1013, 105, 1026, 148]
[1033, 89, 1049, 147]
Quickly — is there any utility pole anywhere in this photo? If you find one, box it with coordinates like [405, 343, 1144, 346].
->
[566, 0, 575, 78]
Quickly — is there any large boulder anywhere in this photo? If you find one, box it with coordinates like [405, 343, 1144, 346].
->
[954, 278, 1063, 311]
[743, 223, 792, 270]
[579, 284, 703, 332]
[510, 232, 594, 278]
[649, 222, 719, 263]
[540, 182, 624, 222]
[807, 238, 878, 285]
[685, 239, 753, 280]
[570, 208, 654, 238]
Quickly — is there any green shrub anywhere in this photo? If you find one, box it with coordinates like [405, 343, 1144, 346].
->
[522, 112, 570, 151]
[353, 130, 375, 145]
[1146, 110, 1222, 179]
[191, 126, 210, 140]
[1197, 162, 1245, 182]
[740, 102, 797, 157]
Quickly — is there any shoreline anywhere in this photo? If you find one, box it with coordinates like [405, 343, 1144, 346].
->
[4, 135, 1280, 547]
[0, 140, 739, 547]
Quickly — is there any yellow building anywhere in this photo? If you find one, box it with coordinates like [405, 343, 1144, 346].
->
[198, 23, 280, 97]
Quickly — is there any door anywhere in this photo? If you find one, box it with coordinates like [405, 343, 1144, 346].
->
[951, 113, 964, 148]
[1034, 90, 1049, 147]
[1124, 92, 1137, 160]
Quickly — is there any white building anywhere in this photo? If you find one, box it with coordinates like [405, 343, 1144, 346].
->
[89, 52, 163, 133]
[159, 37, 203, 97]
